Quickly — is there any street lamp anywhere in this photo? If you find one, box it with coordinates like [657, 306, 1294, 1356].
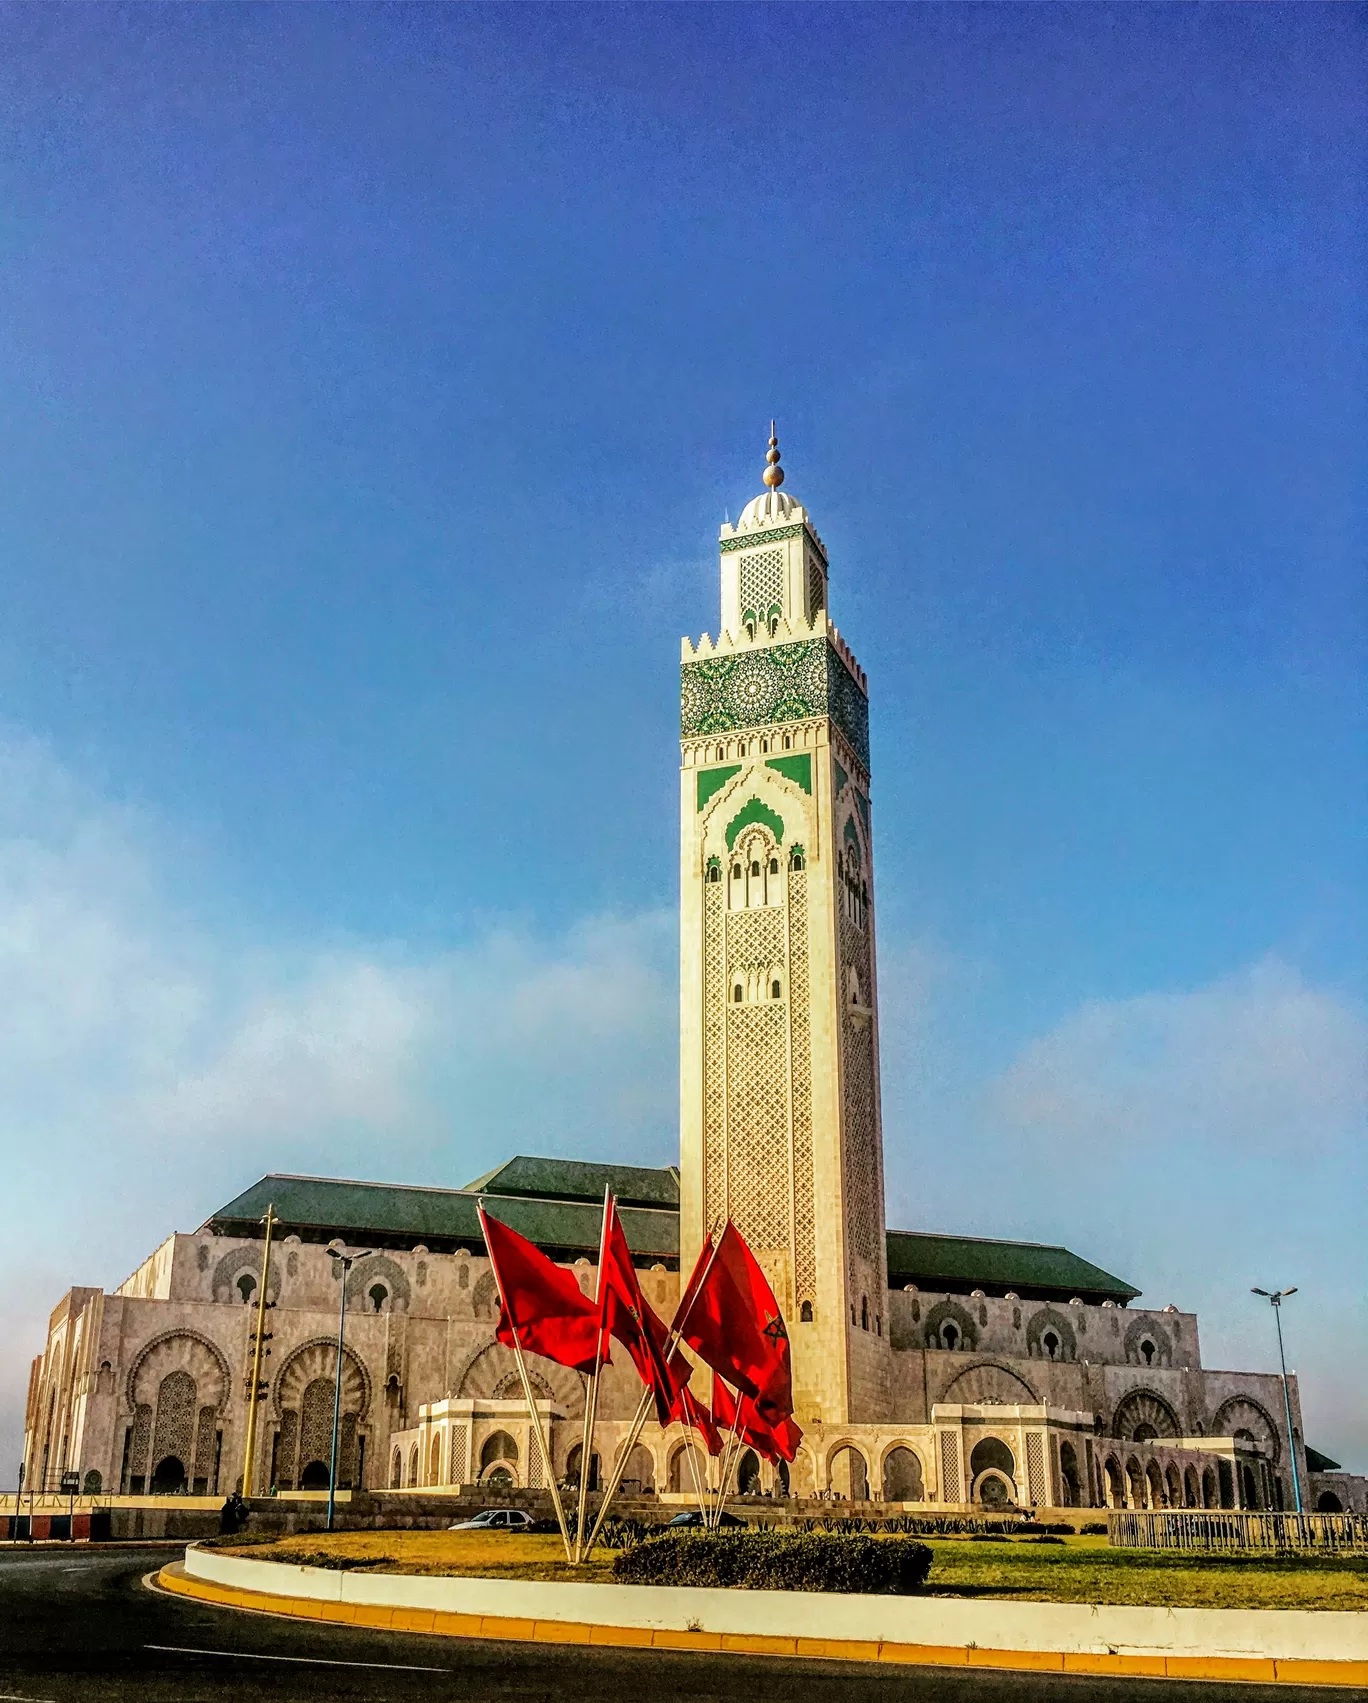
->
[325, 1248, 373, 1532]
[1251, 1287, 1302, 1514]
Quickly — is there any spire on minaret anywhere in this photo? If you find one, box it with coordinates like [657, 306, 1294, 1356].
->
[763, 421, 785, 489]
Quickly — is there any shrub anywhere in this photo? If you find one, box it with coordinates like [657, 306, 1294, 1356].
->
[597, 1517, 653, 1550]
[1026, 1535, 1066, 1545]
[1081, 1522, 1109, 1536]
[613, 1530, 932, 1594]
[969, 1532, 1010, 1542]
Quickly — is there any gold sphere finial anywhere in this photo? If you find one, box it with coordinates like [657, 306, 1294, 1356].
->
[762, 419, 785, 488]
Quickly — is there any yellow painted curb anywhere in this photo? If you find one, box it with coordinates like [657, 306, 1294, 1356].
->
[154, 1564, 1368, 1687]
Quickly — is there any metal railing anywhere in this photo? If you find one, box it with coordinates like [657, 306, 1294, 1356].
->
[1110, 1509, 1368, 1554]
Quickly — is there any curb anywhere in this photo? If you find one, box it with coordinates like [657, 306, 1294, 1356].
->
[155, 1563, 1368, 1686]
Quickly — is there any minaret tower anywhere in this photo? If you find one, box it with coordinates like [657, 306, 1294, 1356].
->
[679, 429, 891, 1426]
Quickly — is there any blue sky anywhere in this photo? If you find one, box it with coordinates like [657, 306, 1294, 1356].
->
[0, 4, 1363, 1472]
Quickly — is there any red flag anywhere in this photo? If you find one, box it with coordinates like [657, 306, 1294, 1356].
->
[598, 1194, 680, 1424]
[670, 1380, 723, 1456]
[714, 1377, 802, 1465]
[479, 1204, 604, 1375]
[674, 1222, 793, 1421]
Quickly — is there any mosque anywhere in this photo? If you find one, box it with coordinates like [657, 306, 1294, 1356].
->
[22, 436, 1365, 1519]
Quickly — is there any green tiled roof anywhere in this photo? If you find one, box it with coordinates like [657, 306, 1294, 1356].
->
[1305, 1446, 1342, 1473]
[205, 1156, 1139, 1301]
[205, 1173, 679, 1265]
[461, 1155, 679, 1211]
[886, 1229, 1139, 1304]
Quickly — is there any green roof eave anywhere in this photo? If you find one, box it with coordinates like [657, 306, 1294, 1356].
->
[459, 1155, 679, 1211]
[885, 1228, 1139, 1304]
[204, 1173, 679, 1264]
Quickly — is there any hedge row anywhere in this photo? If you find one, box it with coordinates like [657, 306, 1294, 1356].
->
[612, 1530, 933, 1594]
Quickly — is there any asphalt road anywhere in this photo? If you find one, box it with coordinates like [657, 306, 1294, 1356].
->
[0, 1544, 1357, 1702]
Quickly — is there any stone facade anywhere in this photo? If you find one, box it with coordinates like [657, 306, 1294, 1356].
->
[21, 440, 1364, 1517]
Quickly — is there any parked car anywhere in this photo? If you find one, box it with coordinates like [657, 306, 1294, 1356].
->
[449, 1508, 536, 1532]
[666, 1510, 745, 1529]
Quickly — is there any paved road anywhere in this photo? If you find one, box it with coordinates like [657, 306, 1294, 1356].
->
[0, 1545, 1355, 1702]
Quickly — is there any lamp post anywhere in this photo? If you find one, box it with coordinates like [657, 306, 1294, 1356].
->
[325, 1249, 372, 1532]
[1251, 1287, 1302, 1514]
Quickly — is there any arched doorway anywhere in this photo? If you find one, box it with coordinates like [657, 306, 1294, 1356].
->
[882, 1446, 924, 1502]
[1201, 1466, 1218, 1508]
[1145, 1461, 1165, 1508]
[622, 1443, 655, 1495]
[1125, 1458, 1145, 1507]
[1104, 1457, 1124, 1508]
[481, 1431, 519, 1482]
[827, 1443, 869, 1501]
[969, 1437, 1016, 1506]
[299, 1459, 331, 1490]
[735, 1449, 762, 1496]
[1317, 1490, 1344, 1513]
[1183, 1466, 1199, 1508]
[390, 1447, 402, 1489]
[667, 1443, 689, 1495]
[1058, 1442, 1081, 1507]
[150, 1455, 185, 1494]
[565, 1443, 599, 1492]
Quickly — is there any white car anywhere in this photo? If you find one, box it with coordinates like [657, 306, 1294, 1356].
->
[448, 1508, 536, 1532]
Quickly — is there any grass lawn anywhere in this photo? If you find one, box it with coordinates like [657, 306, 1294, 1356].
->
[216, 1529, 1368, 1610]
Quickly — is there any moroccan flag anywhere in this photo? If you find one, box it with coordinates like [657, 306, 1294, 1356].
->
[714, 1377, 803, 1465]
[670, 1380, 724, 1457]
[479, 1204, 604, 1375]
[674, 1222, 793, 1421]
[598, 1194, 680, 1424]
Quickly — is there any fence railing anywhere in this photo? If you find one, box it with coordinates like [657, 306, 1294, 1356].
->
[1110, 1509, 1368, 1554]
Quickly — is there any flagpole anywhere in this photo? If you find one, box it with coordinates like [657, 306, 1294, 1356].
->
[478, 1203, 574, 1564]
[679, 1418, 708, 1520]
[574, 1186, 612, 1563]
[711, 1378, 744, 1531]
[582, 1385, 654, 1557]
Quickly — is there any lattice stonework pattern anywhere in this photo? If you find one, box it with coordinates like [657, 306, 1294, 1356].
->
[1026, 1432, 1047, 1506]
[701, 859, 815, 1287]
[681, 640, 870, 768]
[725, 906, 789, 1252]
[703, 883, 727, 1225]
[788, 870, 816, 1303]
[739, 547, 785, 616]
[840, 913, 881, 1275]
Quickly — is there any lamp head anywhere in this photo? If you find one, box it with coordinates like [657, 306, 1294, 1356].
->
[1251, 1288, 1269, 1297]
[1282, 1286, 1297, 1297]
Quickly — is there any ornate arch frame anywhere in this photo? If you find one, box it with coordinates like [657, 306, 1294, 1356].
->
[271, 1335, 372, 1421]
[125, 1329, 232, 1414]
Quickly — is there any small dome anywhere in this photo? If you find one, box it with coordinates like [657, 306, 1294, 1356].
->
[736, 488, 801, 530]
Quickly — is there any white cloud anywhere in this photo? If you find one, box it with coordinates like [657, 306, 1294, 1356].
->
[0, 733, 676, 1468]
[993, 959, 1366, 1153]
[976, 961, 1368, 1468]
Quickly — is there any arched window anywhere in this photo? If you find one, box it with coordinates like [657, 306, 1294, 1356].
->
[750, 860, 761, 877]
[732, 863, 742, 880]
[768, 856, 779, 874]
[368, 1283, 388, 1314]
[783, 733, 792, 749]
[732, 983, 743, 1003]
[1140, 1339, 1155, 1365]
[799, 1300, 813, 1323]
[789, 846, 805, 871]
[706, 863, 721, 883]
[236, 1273, 256, 1304]
[860, 1295, 869, 1331]
[771, 979, 782, 999]
[760, 738, 768, 754]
